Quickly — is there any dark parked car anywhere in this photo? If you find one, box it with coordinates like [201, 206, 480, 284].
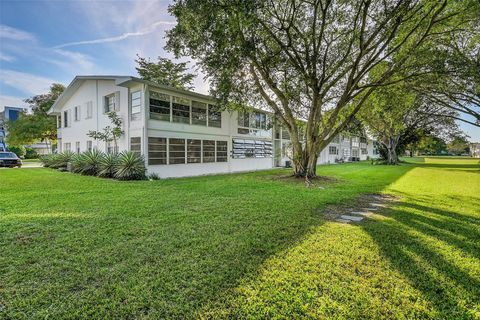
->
[0, 152, 22, 168]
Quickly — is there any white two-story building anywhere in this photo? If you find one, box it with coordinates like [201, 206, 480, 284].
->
[50, 76, 378, 178]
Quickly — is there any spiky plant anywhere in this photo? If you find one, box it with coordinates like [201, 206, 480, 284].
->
[98, 153, 119, 178]
[40, 154, 55, 167]
[114, 151, 146, 180]
[70, 153, 87, 174]
[81, 149, 104, 176]
[50, 151, 74, 169]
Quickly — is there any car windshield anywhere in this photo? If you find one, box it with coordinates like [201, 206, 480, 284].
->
[0, 152, 17, 159]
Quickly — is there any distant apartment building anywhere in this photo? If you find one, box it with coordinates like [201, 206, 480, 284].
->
[49, 76, 379, 178]
[0, 106, 24, 152]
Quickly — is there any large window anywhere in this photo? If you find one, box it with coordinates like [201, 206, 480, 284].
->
[148, 137, 167, 165]
[203, 140, 215, 162]
[131, 91, 141, 119]
[208, 105, 221, 128]
[150, 92, 170, 121]
[192, 101, 207, 126]
[216, 141, 228, 162]
[169, 138, 186, 164]
[187, 139, 202, 163]
[329, 146, 338, 155]
[131, 137, 141, 155]
[238, 111, 268, 132]
[172, 96, 190, 124]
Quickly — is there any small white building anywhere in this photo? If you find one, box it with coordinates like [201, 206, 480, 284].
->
[50, 76, 378, 178]
[470, 143, 480, 158]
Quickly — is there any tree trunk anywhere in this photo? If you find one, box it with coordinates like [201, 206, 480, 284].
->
[291, 137, 320, 178]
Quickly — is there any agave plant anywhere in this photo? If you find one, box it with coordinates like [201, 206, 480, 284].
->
[50, 151, 75, 169]
[114, 151, 146, 180]
[98, 153, 119, 178]
[70, 153, 87, 173]
[81, 149, 104, 176]
[40, 154, 55, 167]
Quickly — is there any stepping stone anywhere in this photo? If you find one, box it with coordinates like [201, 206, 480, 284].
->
[370, 203, 386, 207]
[365, 208, 378, 211]
[351, 211, 371, 216]
[335, 218, 352, 223]
[340, 215, 364, 222]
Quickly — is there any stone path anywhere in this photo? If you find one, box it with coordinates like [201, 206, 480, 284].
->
[320, 193, 398, 224]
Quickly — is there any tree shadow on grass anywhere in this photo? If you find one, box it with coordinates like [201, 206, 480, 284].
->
[362, 199, 480, 318]
[1, 164, 415, 319]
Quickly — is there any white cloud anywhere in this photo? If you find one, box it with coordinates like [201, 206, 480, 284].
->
[0, 52, 15, 62]
[54, 20, 176, 49]
[51, 49, 95, 73]
[0, 70, 57, 96]
[0, 25, 35, 41]
[0, 95, 28, 110]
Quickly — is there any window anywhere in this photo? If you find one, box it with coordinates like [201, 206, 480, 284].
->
[74, 106, 80, 121]
[169, 138, 186, 164]
[75, 142, 80, 153]
[216, 141, 228, 162]
[172, 96, 190, 123]
[150, 92, 170, 121]
[208, 105, 221, 128]
[131, 91, 141, 119]
[85, 101, 93, 119]
[352, 149, 359, 157]
[87, 140, 93, 151]
[131, 137, 141, 155]
[281, 128, 290, 140]
[361, 148, 368, 155]
[57, 115, 61, 128]
[104, 95, 115, 113]
[329, 146, 338, 155]
[191, 101, 207, 126]
[360, 137, 367, 143]
[202, 140, 215, 162]
[63, 110, 69, 127]
[187, 139, 201, 163]
[148, 137, 167, 165]
[238, 111, 268, 130]
[64, 142, 71, 151]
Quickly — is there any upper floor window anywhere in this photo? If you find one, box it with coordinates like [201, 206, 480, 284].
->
[172, 96, 190, 124]
[238, 111, 268, 130]
[85, 101, 93, 119]
[74, 106, 80, 121]
[192, 101, 207, 126]
[63, 110, 69, 127]
[131, 91, 141, 118]
[104, 95, 115, 113]
[208, 104, 221, 128]
[150, 91, 170, 121]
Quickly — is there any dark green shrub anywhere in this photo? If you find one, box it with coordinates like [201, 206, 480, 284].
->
[114, 151, 146, 180]
[147, 173, 161, 180]
[81, 149, 103, 176]
[8, 145, 26, 158]
[40, 154, 55, 167]
[24, 148, 39, 159]
[98, 153, 119, 178]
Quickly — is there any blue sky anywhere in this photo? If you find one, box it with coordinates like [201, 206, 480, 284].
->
[0, 0, 478, 141]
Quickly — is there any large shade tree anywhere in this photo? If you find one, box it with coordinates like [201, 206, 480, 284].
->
[135, 55, 196, 90]
[167, 0, 474, 177]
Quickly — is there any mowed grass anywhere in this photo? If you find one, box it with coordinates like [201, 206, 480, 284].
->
[0, 157, 478, 319]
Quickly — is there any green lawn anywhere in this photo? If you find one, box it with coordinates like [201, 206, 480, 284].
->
[1, 157, 479, 319]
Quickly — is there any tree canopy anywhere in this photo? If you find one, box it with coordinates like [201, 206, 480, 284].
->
[6, 83, 65, 152]
[135, 55, 196, 90]
[167, 0, 477, 177]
